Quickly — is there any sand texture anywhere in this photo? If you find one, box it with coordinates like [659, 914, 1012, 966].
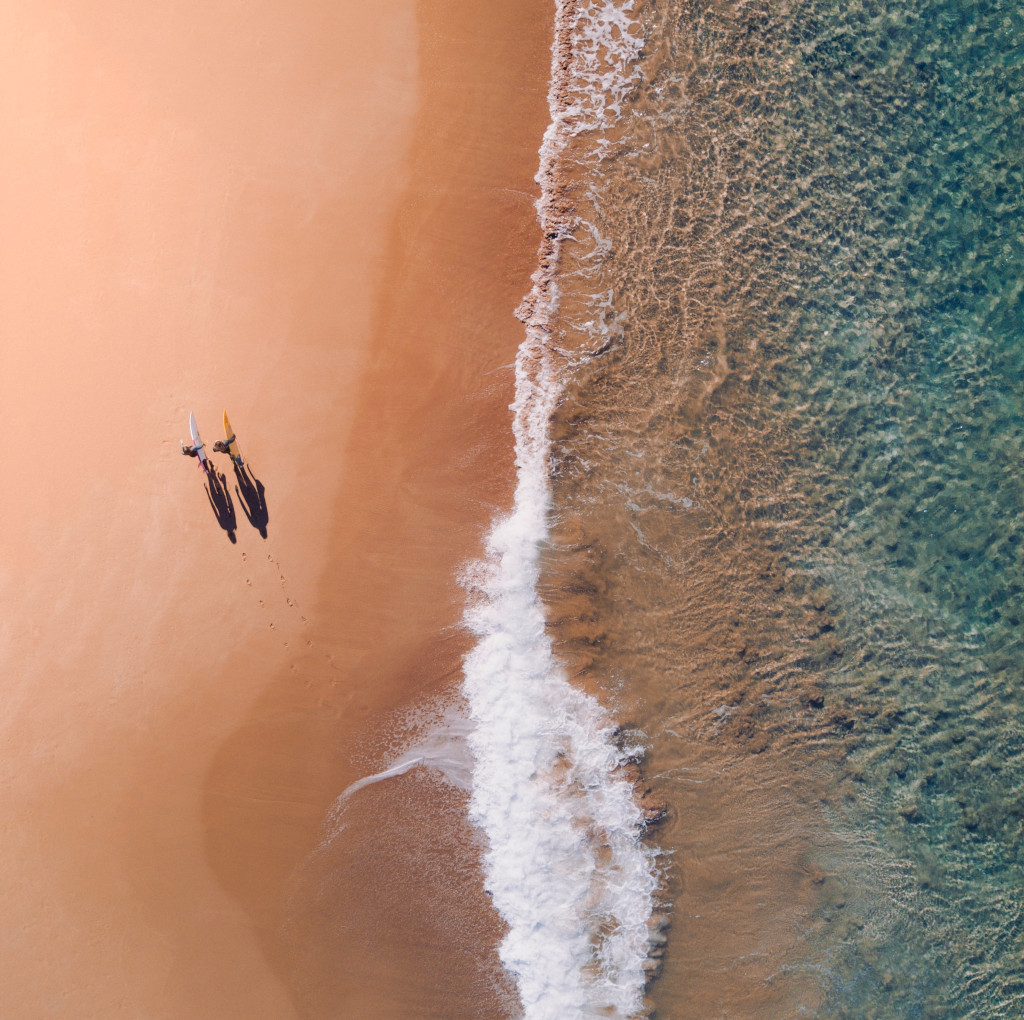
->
[0, 0, 550, 1015]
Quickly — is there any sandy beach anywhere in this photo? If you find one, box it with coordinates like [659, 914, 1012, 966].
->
[0, 0, 550, 1015]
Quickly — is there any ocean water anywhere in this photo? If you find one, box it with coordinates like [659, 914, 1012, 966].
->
[460, 0, 1024, 1017]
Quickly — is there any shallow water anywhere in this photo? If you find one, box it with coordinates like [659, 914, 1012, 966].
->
[532, 0, 1023, 1016]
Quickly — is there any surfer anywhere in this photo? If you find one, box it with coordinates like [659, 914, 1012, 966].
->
[181, 436, 212, 477]
[214, 420, 245, 468]
[213, 437, 244, 468]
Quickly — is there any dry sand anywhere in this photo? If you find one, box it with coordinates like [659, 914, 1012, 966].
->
[0, 0, 550, 1015]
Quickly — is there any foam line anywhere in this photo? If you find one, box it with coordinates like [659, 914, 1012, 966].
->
[460, 3, 657, 1017]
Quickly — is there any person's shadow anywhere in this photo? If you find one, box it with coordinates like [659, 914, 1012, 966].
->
[206, 470, 238, 543]
[233, 463, 269, 539]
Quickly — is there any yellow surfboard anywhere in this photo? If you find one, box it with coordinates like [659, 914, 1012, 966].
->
[223, 411, 244, 467]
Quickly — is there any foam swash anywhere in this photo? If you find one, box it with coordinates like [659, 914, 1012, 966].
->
[460, 3, 657, 1017]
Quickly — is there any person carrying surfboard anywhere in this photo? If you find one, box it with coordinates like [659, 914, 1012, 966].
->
[213, 437, 243, 467]
[182, 412, 214, 477]
[214, 411, 245, 468]
[181, 439, 213, 476]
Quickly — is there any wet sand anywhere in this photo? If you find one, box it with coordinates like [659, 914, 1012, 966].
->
[0, 0, 550, 1016]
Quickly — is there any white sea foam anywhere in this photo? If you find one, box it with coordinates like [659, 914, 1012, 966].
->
[460, 3, 656, 1017]
[322, 699, 474, 835]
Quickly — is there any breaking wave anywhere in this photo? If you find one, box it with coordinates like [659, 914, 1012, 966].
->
[460, 2, 658, 1017]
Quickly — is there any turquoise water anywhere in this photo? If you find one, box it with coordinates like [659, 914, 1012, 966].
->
[775, 2, 1024, 1014]
[542, 0, 1024, 1015]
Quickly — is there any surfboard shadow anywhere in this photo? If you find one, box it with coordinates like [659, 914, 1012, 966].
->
[206, 470, 238, 544]
[233, 463, 269, 539]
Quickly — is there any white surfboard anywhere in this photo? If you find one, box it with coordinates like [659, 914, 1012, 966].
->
[189, 411, 210, 470]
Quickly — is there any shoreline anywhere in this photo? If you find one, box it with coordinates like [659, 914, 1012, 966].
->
[457, 2, 665, 1016]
